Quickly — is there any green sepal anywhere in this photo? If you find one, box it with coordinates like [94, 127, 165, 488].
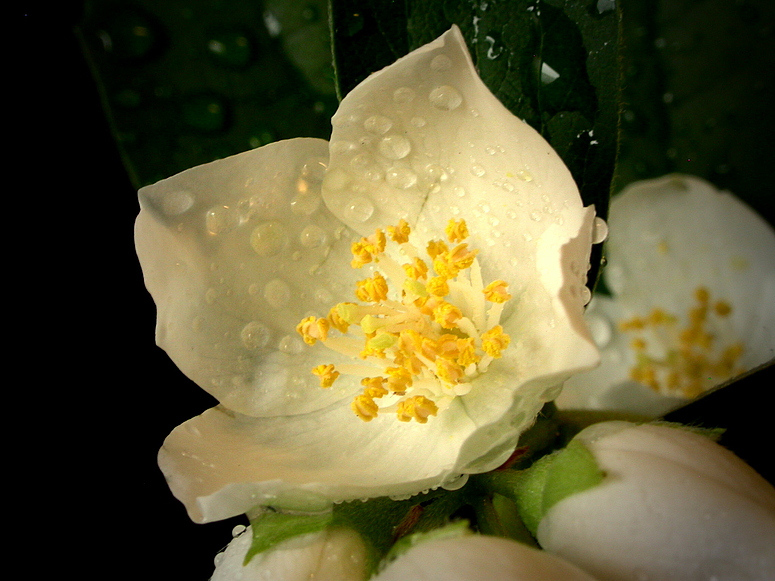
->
[478, 439, 604, 537]
[244, 509, 333, 565]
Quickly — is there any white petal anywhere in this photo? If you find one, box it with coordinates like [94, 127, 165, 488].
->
[606, 174, 775, 368]
[538, 423, 775, 580]
[373, 536, 599, 581]
[159, 403, 478, 523]
[136, 139, 366, 417]
[558, 174, 775, 412]
[322, 25, 586, 260]
[211, 526, 367, 581]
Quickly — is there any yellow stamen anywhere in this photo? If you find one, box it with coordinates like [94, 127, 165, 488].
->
[483, 280, 511, 303]
[396, 396, 438, 423]
[311, 364, 339, 388]
[296, 316, 330, 345]
[445, 218, 469, 243]
[300, 218, 513, 425]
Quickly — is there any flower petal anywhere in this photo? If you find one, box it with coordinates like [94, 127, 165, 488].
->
[212, 526, 367, 581]
[557, 174, 775, 412]
[605, 174, 775, 369]
[158, 403, 477, 522]
[373, 536, 599, 581]
[136, 139, 366, 417]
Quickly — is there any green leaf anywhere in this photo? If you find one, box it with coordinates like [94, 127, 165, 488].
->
[244, 509, 333, 565]
[330, 0, 622, 288]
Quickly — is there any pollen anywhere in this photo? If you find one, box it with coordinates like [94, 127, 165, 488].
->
[618, 287, 745, 399]
[296, 218, 515, 424]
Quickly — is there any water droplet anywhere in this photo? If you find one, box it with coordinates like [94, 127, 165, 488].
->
[429, 85, 463, 111]
[155, 190, 194, 216]
[231, 524, 247, 538]
[301, 158, 327, 182]
[330, 140, 355, 154]
[264, 278, 291, 308]
[363, 115, 393, 135]
[343, 197, 375, 222]
[424, 164, 448, 182]
[205, 205, 239, 234]
[592, 216, 609, 244]
[581, 285, 592, 305]
[278, 335, 303, 354]
[386, 167, 418, 189]
[350, 153, 382, 179]
[250, 221, 288, 256]
[205, 288, 218, 304]
[393, 87, 415, 104]
[241, 321, 271, 349]
[378, 135, 411, 160]
[299, 224, 327, 248]
[470, 164, 486, 177]
[453, 185, 466, 198]
[290, 192, 321, 215]
[530, 210, 542, 222]
[430, 54, 452, 72]
[411, 116, 426, 128]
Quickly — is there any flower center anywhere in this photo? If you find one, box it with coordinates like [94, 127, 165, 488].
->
[296, 219, 512, 423]
[619, 287, 744, 399]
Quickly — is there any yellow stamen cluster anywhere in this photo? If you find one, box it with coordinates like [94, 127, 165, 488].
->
[620, 286, 745, 398]
[296, 218, 514, 423]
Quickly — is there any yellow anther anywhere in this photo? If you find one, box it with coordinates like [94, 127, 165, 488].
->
[352, 395, 379, 422]
[328, 304, 352, 333]
[312, 364, 339, 388]
[387, 219, 411, 244]
[350, 241, 374, 268]
[296, 316, 330, 345]
[436, 334, 461, 360]
[619, 316, 645, 331]
[403, 257, 429, 280]
[396, 396, 438, 423]
[426, 276, 450, 297]
[386, 366, 413, 393]
[714, 301, 732, 317]
[436, 357, 465, 385]
[433, 301, 463, 329]
[336, 302, 363, 325]
[445, 219, 469, 243]
[361, 377, 389, 398]
[456, 337, 480, 367]
[694, 287, 710, 304]
[426, 239, 449, 259]
[482, 325, 511, 358]
[483, 280, 511, 303]
[366, 331, 398, 352]
[630, 338, 647, 351]
[355, 272, 389, 302]
[648, 308, 674, 326]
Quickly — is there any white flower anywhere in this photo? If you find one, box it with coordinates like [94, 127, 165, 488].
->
[536, 421, 775, 581]
[373, 535, 599, 581]
[136, 26, 599, 523]
[211, 525, 367, 581]
[557, 174, 775, 416]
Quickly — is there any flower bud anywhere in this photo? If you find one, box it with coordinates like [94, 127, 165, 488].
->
[536, 422, 775, 580]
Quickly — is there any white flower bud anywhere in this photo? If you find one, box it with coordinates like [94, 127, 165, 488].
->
[537, 422, 775, 580]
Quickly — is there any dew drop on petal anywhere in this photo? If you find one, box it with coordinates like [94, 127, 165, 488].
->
[158, 190, 195, 216]
[470, 164, 486, 177]
[343, 197, 375, 222]
[430, 54, 452, 71]
[278, 335, 304, 354]
[301, 158, 327, 182]
[393, 87, 415, 104]
[290, 192, 322, 215]
[429, 85, 463, 111]
[264, 278, 291, 308]
[378, 135, 412, 160]
[592, 216, 609, 244]
[581, 285, 592, 305]
[205, 205, 240, 234]
[241, 321, 271, 349]
[386, 167, 418, 189]
[299, 224, 327, 248]
[411, 116, 427, 128]
[250, 221, 288, 256]
[363, 115, 393, 135]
